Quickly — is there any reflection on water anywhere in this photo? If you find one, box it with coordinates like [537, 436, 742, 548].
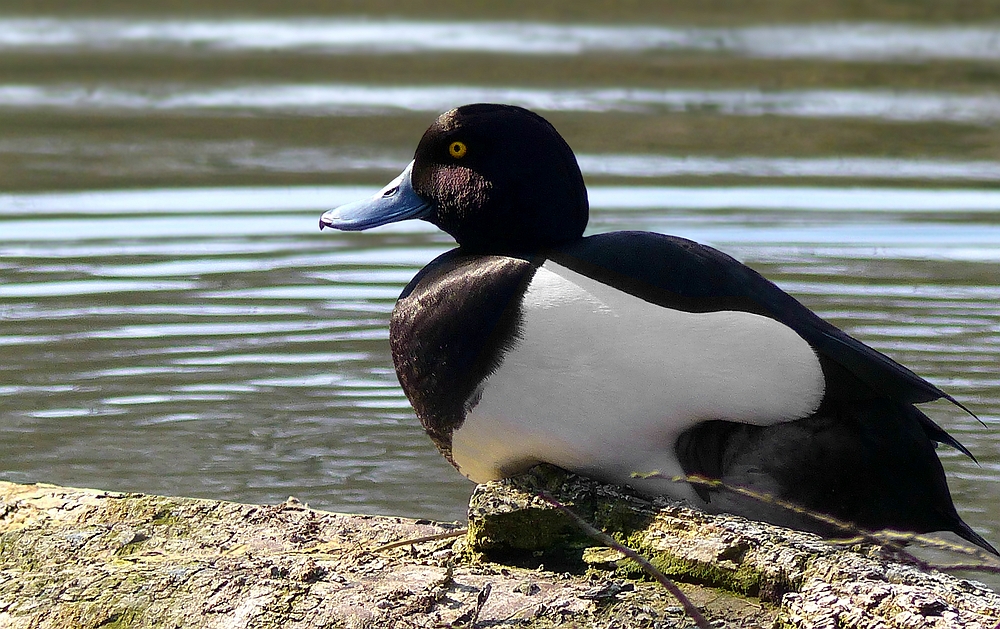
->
[580, 156, 1000, 182]
[5, 84, 1000, 124]
[8, 141, 1000, 183]
[0, 3, 998, 585]
[4, 18, 1000, 61]
[8, 184, 1000, 215]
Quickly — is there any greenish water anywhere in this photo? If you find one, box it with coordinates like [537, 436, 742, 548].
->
[0, 3, 998, 577]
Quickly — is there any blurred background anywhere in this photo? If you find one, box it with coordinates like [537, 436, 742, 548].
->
[1, 0, 998, 570]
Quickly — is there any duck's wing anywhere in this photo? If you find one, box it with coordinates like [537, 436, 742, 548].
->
[550, 231, 975, 457]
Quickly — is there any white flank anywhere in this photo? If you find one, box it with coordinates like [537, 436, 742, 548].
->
[451, 260, 825, 500]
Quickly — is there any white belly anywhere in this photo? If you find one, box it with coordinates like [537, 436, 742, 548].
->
[451, 260, 825, 501]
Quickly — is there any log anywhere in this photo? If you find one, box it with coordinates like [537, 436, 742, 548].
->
[470, 467, 1000, 629]
[0, 468, 996, 628]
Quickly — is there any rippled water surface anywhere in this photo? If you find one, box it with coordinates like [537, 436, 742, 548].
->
[1, 2, 998, 568]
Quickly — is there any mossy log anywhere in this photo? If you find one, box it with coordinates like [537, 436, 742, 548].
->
[0, 470, 996, 629]
[470, 467, 1000, 629]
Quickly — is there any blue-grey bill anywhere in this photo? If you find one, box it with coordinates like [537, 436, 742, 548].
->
[319, 161, 433, 231]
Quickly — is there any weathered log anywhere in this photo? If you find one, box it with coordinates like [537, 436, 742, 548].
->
[470, 467, 1000, 629]
[0, 479, 769, 628]
[0, 469, 997, 628]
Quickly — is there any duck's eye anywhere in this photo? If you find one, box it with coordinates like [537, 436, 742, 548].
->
[448, 141, 467, 159]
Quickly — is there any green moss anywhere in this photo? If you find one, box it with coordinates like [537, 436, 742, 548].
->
[150, 507, 182, 526]
[99, 494, 174, 525]
[0, 531, 41, 571]
[613, 531, 775, 598]
[58, 604, 146, 629]
[470, 466, 656, 559]
[94, 607, 143, 629]
[113, 532, 150, 557]
[591, 500, 655, 536]
[469, 467, 796, 605]
[468, 506, 590, 554]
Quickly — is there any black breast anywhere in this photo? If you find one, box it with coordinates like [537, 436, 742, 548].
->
[389, 250, 538, 463]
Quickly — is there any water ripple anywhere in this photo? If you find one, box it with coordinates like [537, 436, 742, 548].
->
[1, 279, 196, 297]
[9, 138, 1000, 183]
[3, 18, 1000, 62]
[4, 84, 1000, 123]
[6, 186, 1000, 218]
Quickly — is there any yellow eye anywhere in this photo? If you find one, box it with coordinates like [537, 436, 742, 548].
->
[448, 141, 467, 159]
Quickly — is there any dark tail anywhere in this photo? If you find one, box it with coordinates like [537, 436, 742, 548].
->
[675, 398, 998, 556]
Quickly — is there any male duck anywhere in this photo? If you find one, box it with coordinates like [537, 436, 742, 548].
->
[320, 103, 997, 554]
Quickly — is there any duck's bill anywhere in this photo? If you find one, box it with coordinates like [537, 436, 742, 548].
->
[320, 161, 433, 231]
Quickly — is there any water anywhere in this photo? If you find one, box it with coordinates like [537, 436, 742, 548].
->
[0, 3, 998, 571]
[5, 19, 1000, 60]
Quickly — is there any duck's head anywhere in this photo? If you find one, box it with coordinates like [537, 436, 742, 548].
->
[320, 103, 589, 252]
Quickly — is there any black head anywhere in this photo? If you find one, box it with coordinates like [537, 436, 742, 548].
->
[320, 104, 589, 253]
[412, 104, 589, 251]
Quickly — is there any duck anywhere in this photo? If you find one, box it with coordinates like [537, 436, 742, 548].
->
[320, 103, 997, 555]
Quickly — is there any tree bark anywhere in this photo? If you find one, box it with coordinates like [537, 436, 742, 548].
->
[469, 467, 1000, 629]
[0, 469, 997, 628]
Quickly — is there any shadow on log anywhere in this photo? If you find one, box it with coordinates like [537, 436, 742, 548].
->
[0, 468, 997, 628]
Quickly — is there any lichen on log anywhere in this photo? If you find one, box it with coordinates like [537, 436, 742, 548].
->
[468, 466, 1000, 629]
[0, 480, 767, 628]
[0, 469, 997, 629]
